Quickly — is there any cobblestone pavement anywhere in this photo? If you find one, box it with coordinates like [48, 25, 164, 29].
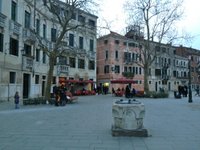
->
[0, 94, 200, 150]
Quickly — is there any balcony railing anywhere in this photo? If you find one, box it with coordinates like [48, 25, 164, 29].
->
[57, 64, 69, 75]
[22, 55, 33, 71]
[9, 20, 21, 35]
[88, 51, 96, 59]
[0, 13, 6, 28]
[23, 28, 36, 44]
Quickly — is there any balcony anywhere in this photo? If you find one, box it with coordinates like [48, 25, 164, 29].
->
[76, 49, 87, 57]
[57, 64, 69, 75]
[22, 55, 33, 71]
[162, 75, 170, 80]
[9, 20, 21, 35]
[88, 51, 96, 59]
[23, 28, 36, 44]
[39, 38, 53, 49]
[124, 60, 134, 65]
[176, 76, 188, 79]
[0, 13, 6, 28]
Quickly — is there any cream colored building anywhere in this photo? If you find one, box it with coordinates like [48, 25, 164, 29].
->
[148, 43, 189, 92]
[0, 0, 97, 101]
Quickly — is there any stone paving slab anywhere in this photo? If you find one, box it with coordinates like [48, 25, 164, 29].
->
[0, 94, 200, 150]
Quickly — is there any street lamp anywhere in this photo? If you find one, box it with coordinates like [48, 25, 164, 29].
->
[188, 56, 192, 103]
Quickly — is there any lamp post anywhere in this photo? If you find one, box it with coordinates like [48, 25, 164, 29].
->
[188, 57, 192, 103]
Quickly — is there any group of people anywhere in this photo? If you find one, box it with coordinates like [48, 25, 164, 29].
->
[125, 85, 136, 98]
[112, 85, 136, 98]
[174, 85, 188, 98]
[53, 84, 70, 106]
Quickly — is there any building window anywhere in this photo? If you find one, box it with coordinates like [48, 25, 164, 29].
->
[88, 60, 95, 70]
[0, 33, 3, 52]
[115, 65, 120, 73]
[104, 40, 108, 44]
[69, 57, 76, 68]
[10, 72, 16, 83]
[9, 37, 19, 56]
[128, 43, 135, 47]
[36, 49, 40, 62]
[59, 56, 67, 65]
[78, 59, 85, 69]
[43, 24, 46, 39]
[162, 47, 166, 53]
[124, 52, 131, 62]
[129, 67, 132, 72]
[24, 11, 31, 28]
[24, 44, 31, 57]
[124, 66, 127, 72]
[71, 12, 76, 20]
[155, 46, 160, 52]
[155, 69, 161, 76]
[115, 50, 118, 59]
[88, 19, 95, 27]
[135, 67, 138, 74]
[36, 19, 40, 35]
[78, 15, 85, 23]
[51, 28, 57, 42]
[139, 67, 142, 74]
[69, 33, 74, 47]
[79, 36, 84, 49]
[90, 39, 94, 51]
[42, 51, 46, 63]
[105, 50, 108, 59]
[132, 53, 135, 61]
[132, 67, 135, 74]
[104, 65, 109, 73]
[11, 1, 17, 21]
[35, 75, 39, 84]
[115, 40, 119, 44]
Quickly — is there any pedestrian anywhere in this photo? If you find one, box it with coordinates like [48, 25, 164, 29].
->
[125, 85, 131, 98]
[14, 91, 20, 109]
[112, 87, 115, 96]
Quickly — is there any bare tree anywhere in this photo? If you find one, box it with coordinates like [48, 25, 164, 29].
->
[34, 0, 97, 100]
[124, 0, 184, 93]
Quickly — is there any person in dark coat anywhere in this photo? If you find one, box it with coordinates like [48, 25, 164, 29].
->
[60, 84, 67, 106]
[14, 91, 20, 109]
[125, 85, 131, 98]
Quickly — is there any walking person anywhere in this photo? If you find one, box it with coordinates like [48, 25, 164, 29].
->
[195, 87, 199, 96]
[14, 91, 20, 109]
[125, 85, 131, 98]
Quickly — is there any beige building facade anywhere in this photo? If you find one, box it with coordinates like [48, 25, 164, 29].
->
[0, 0, 97, 101]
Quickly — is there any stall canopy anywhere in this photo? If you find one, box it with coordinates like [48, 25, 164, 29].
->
[111, 79, 136, 84]
[63, 79, 95, 84]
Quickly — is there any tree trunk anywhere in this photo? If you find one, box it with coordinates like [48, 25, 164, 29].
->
[44, 54, 56, 101]
[143, 64, 149, 94]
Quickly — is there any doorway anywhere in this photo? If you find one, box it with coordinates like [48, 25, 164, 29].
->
[23, 73, 30, 98]
[155, 82, 158, 92]
[168, 82, 171, 91]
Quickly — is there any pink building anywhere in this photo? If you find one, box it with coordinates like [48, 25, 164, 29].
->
[97, 31, 144, 93]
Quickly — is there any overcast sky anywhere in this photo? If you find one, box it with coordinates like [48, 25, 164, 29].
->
[98, 0, 200, 50]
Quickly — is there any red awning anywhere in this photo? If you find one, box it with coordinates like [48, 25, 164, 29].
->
[111, 79, 136, 84]
[64, 80, 95, 84]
